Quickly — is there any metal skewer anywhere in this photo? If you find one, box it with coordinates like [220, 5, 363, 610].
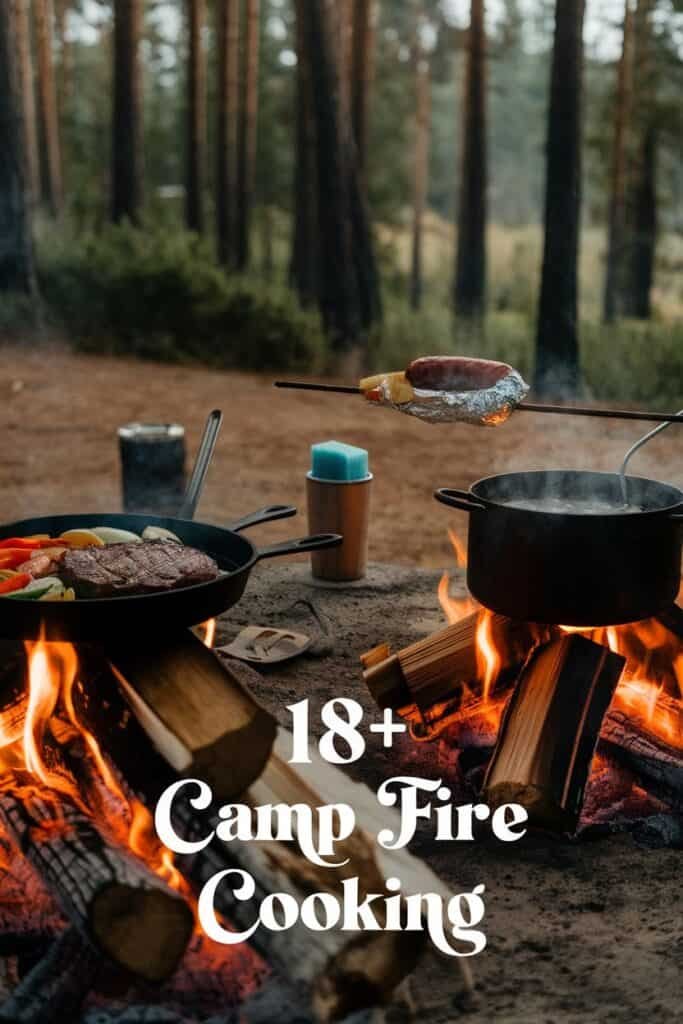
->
[274, 381, 683, 424]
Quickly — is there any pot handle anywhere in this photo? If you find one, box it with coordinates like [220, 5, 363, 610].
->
[228, 505, 297, 533]
[434, 488, 486, 514]
[255, 533, 342, 561]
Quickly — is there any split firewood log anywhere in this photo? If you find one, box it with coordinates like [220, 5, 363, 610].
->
[361, 611, 550, 713]
[104, 630, 277, 802]
[483, 635, 625, 832]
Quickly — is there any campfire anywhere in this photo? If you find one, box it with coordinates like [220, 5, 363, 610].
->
[0, 624, 275, 1020]
[362, 531, 683, 842]
[0, 618, 470, 1022]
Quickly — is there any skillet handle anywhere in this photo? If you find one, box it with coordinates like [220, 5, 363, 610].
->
[434, 487, 486, 514]
[228, 505, 297, 532]
[255, 533, 342, 561]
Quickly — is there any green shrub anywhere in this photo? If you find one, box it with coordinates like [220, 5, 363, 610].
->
[22, 222, 683, 407]
[0, 291, 43, 337]
[37, 223, 327, 372]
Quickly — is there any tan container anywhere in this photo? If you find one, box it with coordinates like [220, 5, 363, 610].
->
[306, 473, 372, 581]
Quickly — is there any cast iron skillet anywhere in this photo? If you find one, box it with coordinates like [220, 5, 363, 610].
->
[0, 504, 341, 641]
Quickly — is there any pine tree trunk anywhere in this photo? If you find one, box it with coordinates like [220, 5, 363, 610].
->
[347, 131, 383, 329]
[454, 0, 487, 319]
[603, 0, 634, 324]
[236, 0, 260, 270]
[350, 0, 376, 174]
[628, 122, 656, 319]
[622, 0, 657, 320]
[0, 1, 37, 293]
[533, 0, 585, 397]
[335, 0, 353, 127]
[111, 0, 143, 224]
[13, 0, 41, 205]
[410, 16, 430, 311]
[216, 0, 240, 267]
[54, 0, 72, 116]
[291, 0, 319, 306]
[185, 0, 206, 233]
[34, 0, 63, 216]
[298, 0, 362, 348]
[261, 203, 274, 279]
[340, 7, 382, 329]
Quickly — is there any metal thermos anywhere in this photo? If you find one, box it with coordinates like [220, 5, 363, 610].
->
[118, 423, 186, 515]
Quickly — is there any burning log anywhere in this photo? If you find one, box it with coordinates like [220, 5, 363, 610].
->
[601, 706, 683, 811]
[164, 729, 475, 1022]
[175, 800, 427, 1023]
[361, 615, 683, 814]
[483, 635, 625, 832]
[0, 775, 193, 983]
[361, 611, 549, 713]
[0, 928, 100, 1024]
[105, 631, 277, 801]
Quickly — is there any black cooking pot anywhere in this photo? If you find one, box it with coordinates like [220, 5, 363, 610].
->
[435, 470, 683, 626]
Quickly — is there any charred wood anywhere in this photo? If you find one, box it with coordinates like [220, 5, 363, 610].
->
[0, 927, 100, 1024]
[0, 777, 193, 983]
[601, 708, 683, 811]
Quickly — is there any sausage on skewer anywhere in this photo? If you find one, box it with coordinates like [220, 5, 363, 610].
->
[359, 356, 529, 425]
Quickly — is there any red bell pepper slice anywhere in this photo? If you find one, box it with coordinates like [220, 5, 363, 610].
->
[0, 549, 41, 569]
[0, 573, 32, 595]
[0, 537, 64, 550]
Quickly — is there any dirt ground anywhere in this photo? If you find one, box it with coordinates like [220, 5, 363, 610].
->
[1, 344, 681, 564]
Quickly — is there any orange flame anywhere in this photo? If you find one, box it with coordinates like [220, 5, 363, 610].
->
[438, 529, 477, 623]
[447, 528, 467, 569]
[439, 530, 682, 750]
[475, 610, 500, 705]
[0, 634, 190, 900]
[558, 621, 683, 747]
[201, 618, 216, 649]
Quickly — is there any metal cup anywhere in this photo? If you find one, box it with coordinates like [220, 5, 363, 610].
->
[306, 473, 372, 581]
[118, 423, 186, 515]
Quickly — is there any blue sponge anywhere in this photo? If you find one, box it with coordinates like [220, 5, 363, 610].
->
[310, 441, 369, 482]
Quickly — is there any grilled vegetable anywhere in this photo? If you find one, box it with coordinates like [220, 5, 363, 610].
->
[4, 577, 63, 600]
[0, 537, 59, 549]
[141, 525, 182, 543]
[58, 529, 106, 548]
[0, 549, 38, 570]
[90, 527, 143, 545]
[0, 573, 33, 595]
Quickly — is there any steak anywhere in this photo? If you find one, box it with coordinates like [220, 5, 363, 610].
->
[60, 540, 220, 598]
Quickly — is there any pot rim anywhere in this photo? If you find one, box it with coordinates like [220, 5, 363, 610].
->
[466, 468, 683, 518]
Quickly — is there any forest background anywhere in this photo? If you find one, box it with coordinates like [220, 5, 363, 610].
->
[1, 0, 682, 405]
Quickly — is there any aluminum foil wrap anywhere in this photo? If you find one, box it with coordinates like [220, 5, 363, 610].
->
[375, 368, 530, 425]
